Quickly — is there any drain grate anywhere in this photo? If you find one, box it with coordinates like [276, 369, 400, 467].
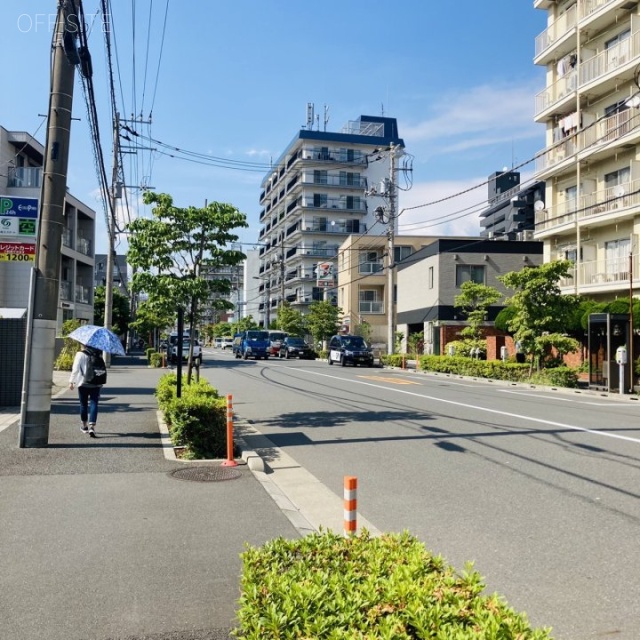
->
[169, 466, 242, 482]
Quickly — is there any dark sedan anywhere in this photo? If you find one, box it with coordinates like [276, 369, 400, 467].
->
[278, 337, 316, 360]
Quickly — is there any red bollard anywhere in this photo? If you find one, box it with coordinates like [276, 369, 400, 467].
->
[221, 394, 238, 467]
[343, 476, 357, 536]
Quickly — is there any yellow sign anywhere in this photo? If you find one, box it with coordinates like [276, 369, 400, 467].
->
[0, 242, 36, 262]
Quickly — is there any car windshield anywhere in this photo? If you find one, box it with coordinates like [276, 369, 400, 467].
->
[246, 331, 269, 341]
[269, 332, 286, 342]
[288, 338, 306, 346]
[343, 336, 367, 349]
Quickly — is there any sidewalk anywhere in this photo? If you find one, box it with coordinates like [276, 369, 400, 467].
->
[0, 355, 300, 640]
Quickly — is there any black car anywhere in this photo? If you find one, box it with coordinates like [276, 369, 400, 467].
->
[327, 334, 374, 367]
[278, 336, 316, 359]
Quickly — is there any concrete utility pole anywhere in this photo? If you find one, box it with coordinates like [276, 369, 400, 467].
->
[20, 1, 78, 448]
[386, 143, 397, 356]
[103, 112, 121, 367]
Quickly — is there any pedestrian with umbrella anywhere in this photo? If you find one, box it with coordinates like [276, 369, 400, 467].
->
[67, 325, 124, 437]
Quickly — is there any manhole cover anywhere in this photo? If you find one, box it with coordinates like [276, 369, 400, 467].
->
[169, 466, 242, 482]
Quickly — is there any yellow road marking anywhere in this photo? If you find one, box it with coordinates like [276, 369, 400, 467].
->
[357, 376, 421, 385]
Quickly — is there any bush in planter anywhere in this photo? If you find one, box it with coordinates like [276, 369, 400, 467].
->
[530, 366, 578, 388]
[145, 347, 156, 363]
[235, 530, 551, 639]
[149, 352, 163, 368]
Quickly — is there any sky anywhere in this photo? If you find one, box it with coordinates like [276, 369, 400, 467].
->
[1, 1, 547, 255]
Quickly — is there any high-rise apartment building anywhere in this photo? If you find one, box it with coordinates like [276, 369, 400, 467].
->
[257, 110, 404, 326]
[533, 0, 639, 300]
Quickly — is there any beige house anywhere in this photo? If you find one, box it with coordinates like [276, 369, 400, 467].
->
[533, 0, 639, 301]
[336, 235, 437, 348]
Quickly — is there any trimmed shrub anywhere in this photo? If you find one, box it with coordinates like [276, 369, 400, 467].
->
[149, 352, 163, 368]
[235, 530, 552, 639]
[145, 347, 156, 363]
[529, 366, 578, 388]
[155, 373, 227, 459]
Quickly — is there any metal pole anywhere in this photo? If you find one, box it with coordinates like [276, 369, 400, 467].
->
[630, 251, 634, 392]
[20, 1, 78, 447]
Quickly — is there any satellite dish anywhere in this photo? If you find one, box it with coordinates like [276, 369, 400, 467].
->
[534, 200, 545, 211]
[613, 185, 625, 198]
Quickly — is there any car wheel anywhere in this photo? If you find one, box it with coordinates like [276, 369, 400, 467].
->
[243, 351, 248, 360]
[328, 354, 333, 365]
[341, 356, 346, 367]
[285, 351, 290, 359]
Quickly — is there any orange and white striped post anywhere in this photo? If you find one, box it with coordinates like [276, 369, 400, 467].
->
[221, 394, 238, 467]
[343, 475, 357, 536]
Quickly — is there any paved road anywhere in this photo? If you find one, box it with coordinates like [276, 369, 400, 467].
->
[203, 348, 640, 640]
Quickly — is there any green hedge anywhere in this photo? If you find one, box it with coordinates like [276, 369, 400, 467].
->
[155, 373, 229, 459]
[235, 530, 551, 639]
[149, 352, 163, 368]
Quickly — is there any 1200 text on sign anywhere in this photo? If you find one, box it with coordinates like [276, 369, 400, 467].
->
[0, 242, 36, 262]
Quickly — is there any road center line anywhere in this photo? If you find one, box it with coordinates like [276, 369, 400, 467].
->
[290, 368, 640, 445]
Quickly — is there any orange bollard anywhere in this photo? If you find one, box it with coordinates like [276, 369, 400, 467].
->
[343, 476, 357, 536]
[221, 394, 238, 467]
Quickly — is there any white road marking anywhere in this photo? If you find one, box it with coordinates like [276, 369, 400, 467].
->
[289, 368, 640, 445]
[499, 389, 619, 406]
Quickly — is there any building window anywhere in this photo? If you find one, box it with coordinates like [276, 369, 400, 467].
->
[313, 193, 327, 208]
[394, 246, 412, 264]
[359, 289, 383, 314]
[605, 238, 631, 279]
[313, 170, 328, 185]
[456, 265, 485, 287]
[428, 266, 434, 289]
[359, 250, 383, 274]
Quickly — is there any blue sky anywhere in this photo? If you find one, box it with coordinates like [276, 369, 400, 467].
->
[2, 1, 547, 254]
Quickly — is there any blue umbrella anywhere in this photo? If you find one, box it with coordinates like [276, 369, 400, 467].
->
[68, 324, 126, 355]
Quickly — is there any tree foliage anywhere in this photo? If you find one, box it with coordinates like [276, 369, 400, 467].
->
[93, 285, 131, 336]
[498, 260, 580, 371]
[454, 281, 502, 342]
[127, 192, 248, 379]
[305, 300, 342, 345]
[275, 303, 305, 336]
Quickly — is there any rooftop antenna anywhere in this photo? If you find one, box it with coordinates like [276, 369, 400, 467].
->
[306, 102, 314, 130]
[381, 102, 384, 116]
[323, 104, 330, 132]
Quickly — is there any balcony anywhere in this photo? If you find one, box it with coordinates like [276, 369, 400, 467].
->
[299, 245, 339, 258]
[359, 300, 384, 314]
[535, 71, 577, 120]
[534, 3, 577, 64]
[560, 253, 638, 290]
[77, 236, 92, 256]
[301, 195, 367, 213]
[579, 31, 640, 94]
[534, 136, 577, 175]
[302, 174, 367, 189]
[75, 285, 91, 304]
[301, 146, 366, 164]
[60, 280, 72, 301]
[358, 261, 384, 275]
[8, 166, 41, 188]
[303, 221, 366, 234]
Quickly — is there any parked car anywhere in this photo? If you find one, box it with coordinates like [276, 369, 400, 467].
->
[221, 336, 234, 350]
[170, 338, 202, 366]
[278, 336, 316, 360]
[213, 338, 223, 348]
[235, 330, 270, 360]
[267, 330, 288, 356]
[327, 334, 374, 367]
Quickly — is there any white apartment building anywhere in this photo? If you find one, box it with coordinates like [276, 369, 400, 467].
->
[257, 111, 404, 326]
[0, 126, 96, 330]
[533, 0, 640, 300]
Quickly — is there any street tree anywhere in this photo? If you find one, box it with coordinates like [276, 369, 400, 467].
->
[93, 285, 131, 337]
[498, 260, 580, 372]
[275, 303, 305, 336]
[454, 281, 503, 349]
[129, 297, 174, 347]
[127, 192, 247, 381]
[306, 300, 342, 348]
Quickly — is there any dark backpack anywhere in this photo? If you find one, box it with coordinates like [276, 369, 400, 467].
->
[82, 349, 107, 386]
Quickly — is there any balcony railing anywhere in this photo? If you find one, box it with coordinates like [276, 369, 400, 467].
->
[359, 261, 384, 274]
[60, 280, 72, 301]
[359, 301, 384, 313]
[302, 174, 367, 188]
[536, 179, 640, 234]
[8, 166, 41, 188]
[303, 222, 366, 234]
[75, 285, 91, 304]
[580, 31, 640, 88]
[61, 228, 73, 248]
[299, 246, 339, 258]
[301, 196, 366, 212]
[302, 147, 366, 164]
[535, 3, 577, 59]
[77, 237, 92, 256]
[535, 136, 577, 173]
[579, 0, 617, 20]
[560, 253, 638, 288]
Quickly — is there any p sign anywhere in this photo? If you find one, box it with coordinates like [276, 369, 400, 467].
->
[0, 196, 39, 219]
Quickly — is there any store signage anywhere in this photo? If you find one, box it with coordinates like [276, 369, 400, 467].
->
[0, 241, 36, 262]
[315, 261, 335, 287]
[0, 196, 39, 219]
[0, 217, 36, 236]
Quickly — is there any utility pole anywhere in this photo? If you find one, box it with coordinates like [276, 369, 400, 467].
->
[279, 236, 285, 306]
[20, 1, 78, 448]
[386, 143, 397, 356]
[103, 112, 121, 367]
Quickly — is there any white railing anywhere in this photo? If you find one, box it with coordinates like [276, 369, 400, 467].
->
[563, 255, 637, 287]
[359, 261, 384, 274]
[359, 301, 384, 313]
[535, 202, 577, 233]
[535, 3, 577, 58]
[535, 136, 577, 173]
[580, 31, 640, 87]
[59, 281, 72, 301]
[535, 71, 577, 116]
[580, 108, 636, 150]
[580, 179, 640, 221]
[579, 0, 615, 20]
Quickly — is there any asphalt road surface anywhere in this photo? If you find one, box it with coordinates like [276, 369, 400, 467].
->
[201, 348, 640, 640]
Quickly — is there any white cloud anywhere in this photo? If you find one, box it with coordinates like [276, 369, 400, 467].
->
[400, 81, 541, 157]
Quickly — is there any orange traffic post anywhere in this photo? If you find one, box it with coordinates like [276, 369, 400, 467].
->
[343, 476, 357, 536]
[221, 394, 238, 467]
[401, 355, 406, 369]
